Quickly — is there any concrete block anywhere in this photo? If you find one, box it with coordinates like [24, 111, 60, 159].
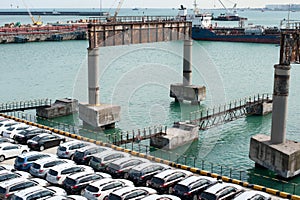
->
[37, 98, 78, 119]
[170, 83, 206, 104]
[249, 134, 300, 178]
[246, 101, 273, 116]
[79, 103, 120, 129]
[150, 122, 199, 150]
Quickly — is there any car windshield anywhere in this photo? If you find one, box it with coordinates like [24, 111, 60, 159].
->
[86, 185, 99, 193]
[64, 177, 76, 186]
[174, 184, 189, 193]
[75, 151, 84, 158]
[151, 177, 165, 185]
[58, 146, 67, 151]
[108, 194, 122, 200]
[0, 186, 6, 194]
[200, 192, 217, 200]
[16, 157, 25, 163]
[48, 169, 58, 176]
[11, 195, 23, 200]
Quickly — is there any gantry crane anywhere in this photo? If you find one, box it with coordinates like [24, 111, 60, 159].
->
[107, 0, 125, 22]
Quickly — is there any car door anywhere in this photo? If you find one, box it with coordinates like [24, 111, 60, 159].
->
[2, 146, 18, 158]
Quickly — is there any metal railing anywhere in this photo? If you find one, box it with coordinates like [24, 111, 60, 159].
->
[0, 99, 51, 113]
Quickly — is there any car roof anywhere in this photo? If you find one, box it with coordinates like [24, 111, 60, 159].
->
[131, 162, 169, 171]
[75, 145, 98, 152]
[48, 163, 77, 171]
[154, 169, 193, 178]
[89, 178, 133, 188]
[204, 183, 243, 194]
[32, 157, 60, 165]
[91, 150, 126, 158]
[18, 151, 53, 158]
[233, 190, 271, 200]
[0, 177, 27, 187]
[111, 186, 156, 196]
[13, 185, 45, 197]
[59, 140, 83, 147]
[177, 175, 217, 186]
[68, 171, 95, 179]
[110, 157, 149, 165]
[0, 142, 18, 147]
[32, 133, 52, 138]
[141, 194, 181, 200]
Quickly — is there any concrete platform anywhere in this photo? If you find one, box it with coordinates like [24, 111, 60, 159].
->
[246, 101, 273, 116]
[170, 83, 206, 105]
[79, 103, 121, 129]
[150, 122, 199, 150]
[249, 134, 300, 178]
[37, 98, 78, 118]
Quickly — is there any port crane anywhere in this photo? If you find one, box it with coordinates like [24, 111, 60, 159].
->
[107, 0, 125, 22]
[217, 0, 238, 15]
[21, 0, 42, 26]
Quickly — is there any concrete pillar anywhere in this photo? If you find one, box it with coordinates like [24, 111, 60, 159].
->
[88, 48, 100, 105]
[270, 64, 291, 144]
[183, 40, 192, 86]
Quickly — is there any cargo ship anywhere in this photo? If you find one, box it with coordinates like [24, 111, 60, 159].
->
[178, 2, 294, 44]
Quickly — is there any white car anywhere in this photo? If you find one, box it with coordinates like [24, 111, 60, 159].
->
[11, 185, 67, 200]
[0, 120, 19, 135]
[46, 163, 94, 185]
[83, 178, 134, 200]
[140, 194, 181, 200]
[57, 140, 91, 159]
[2, 123, 32, 139]
[233, 191, 271, 200]
[0, 170, 31, 183]
[47, 195, 88, 200]
[29, 157, 74, 178]
[108, 187, 157, 200]
[0, 143, 29, 162]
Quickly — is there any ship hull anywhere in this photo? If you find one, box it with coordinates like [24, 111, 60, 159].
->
[192, 27, 280, 44]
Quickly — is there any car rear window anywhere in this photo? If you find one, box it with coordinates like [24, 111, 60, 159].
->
[58, 146, 67, 151]
[0, 186, 6, 194]
[108, 163, 120, 171]
[75, 151, 84, 158]
[12, 195, 23, 200]
[86, 185, 99, 193]
[16, 157, 25, 163]
[130, 169, 142, 177]
[108, 194, 122, 200]
[0, 173, 18, 182]
[64, 177, 76, 186]
[91, 157, 101, 163]
[174, 184, 189, 193]
[48, 169, 58, 176]
[151, 177, 165, 185]
[32, 163, 41, 169]
[200, 192, 217, 200]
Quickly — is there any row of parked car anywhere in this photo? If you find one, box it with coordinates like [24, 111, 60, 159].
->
[0, 116, 280, 200]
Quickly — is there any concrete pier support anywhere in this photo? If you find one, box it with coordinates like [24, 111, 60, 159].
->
[170, 39, 206, 104]
[270, 64, 290, 144]
[88, 48, 100, 105]
[79, 48, 121, 129]
[183, 40, 192, 86]
[249, 64, 300, 178]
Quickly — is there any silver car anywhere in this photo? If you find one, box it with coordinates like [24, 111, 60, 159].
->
[57, 140, 91, 159]
[29, 157, 74, 178]
[46, 163, 94, 185]
[0, 177, 49, 199]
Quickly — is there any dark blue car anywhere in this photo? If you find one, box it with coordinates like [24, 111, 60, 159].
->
[14, 152, 54, 171]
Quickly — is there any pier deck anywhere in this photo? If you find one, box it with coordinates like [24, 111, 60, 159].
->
[0, 99, 51, 113]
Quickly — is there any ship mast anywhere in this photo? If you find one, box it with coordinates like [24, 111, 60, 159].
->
[193, 0, 200, 15]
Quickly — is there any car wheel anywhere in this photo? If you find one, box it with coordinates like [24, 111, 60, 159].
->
[70, 154, 74, 160]
[0, 155, 5, 162]
[39, 145, 45, 151]
[59, 140, 64, 144]
[104, 196, 108, 200]
[124, 173, 129, 179]
[193, 194, 198, 200]
[21, 150, 27, 154]
[80, 189, 85, 195]
[168, 186, 173, 194]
